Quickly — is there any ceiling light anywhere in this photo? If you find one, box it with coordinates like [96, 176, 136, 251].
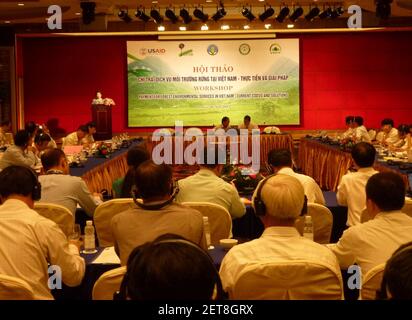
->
[243, 24, 250, 30]
[201, 24, 209, 31]
[289, 7, 304, 22]
[150, 9, 163, 24]
[305, 7, 320, 21]
[212, 4, 226, 22]
[180, 8, 192, 24]
[287, 24, 295, 28]
[158, 25, 165, 31]
[179, 26, 187, 31]
[194, 8, 209, 22]
[165, 8, 179, 23]
[259, 7, 275, 22]
[330, 6, 345, 19]
[18, 3, 25, 6]
[376, 0, 392, 19]
[319, 7, 332, 19]
[221, 24, 230, 30]
[80, 1, 96, 25]
[135, 9, 150, 22]
[242, 7, 256, 21]
[75, 12, 81, 16]
[276, 7, 290, 23]
[118, 9, 132, 23]
[264, 23, 271, 29]
[5, 21, 11, 24]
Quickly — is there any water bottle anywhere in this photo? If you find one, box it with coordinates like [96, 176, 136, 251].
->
[84, 220, 96, 254]
[303, 215, 314, 241]
[203, 216, 214, 249]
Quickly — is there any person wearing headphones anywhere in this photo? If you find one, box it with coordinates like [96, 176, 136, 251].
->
[0, 166, 85, 299]
[116, 234, 225, 300]
[111, 160, 206, 265]
[219, 174, 341, 297]
[0, 130, 38, 170]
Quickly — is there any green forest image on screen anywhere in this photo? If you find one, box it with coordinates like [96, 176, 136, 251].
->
[127, 49, 299, 127]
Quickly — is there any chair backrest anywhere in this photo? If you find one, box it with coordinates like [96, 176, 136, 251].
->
[360, 263, 386, 300]
[34, 202, 74, 237]
[295, 203, 333, 244]
[182, 202, 232, 245]
[94, 199, 135, 247]
[368, 129, 377, 141]
[0, 274, 35, 300]
[92, 266, 126, 300]
[402, 197, 412, 217]
[231, 260, 343, 300]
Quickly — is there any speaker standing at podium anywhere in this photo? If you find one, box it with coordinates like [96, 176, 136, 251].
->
[91, 91, 115, 141]
[92, 91, 116, 106]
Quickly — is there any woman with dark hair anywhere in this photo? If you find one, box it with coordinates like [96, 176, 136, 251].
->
[112, 145, 150, 198]
[116, 234, 225, 300]
[0, 130, 38, 170]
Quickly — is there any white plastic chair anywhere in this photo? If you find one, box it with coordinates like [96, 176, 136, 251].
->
[182, 202, 232, 245]
[92, 266, 126, 300]
[94, 199, 135, 247]
[230, 260, 344, 300]
[34, 202, 74, 237]
[295, 203, 333, 244]
[360, 263, 386, 300]
[0, 274, 35, 300]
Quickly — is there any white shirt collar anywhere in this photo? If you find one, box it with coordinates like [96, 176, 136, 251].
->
[261, 226, 301, 238]
[277, 167, 295, 175]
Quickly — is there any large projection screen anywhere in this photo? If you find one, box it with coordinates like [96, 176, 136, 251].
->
[127, 39, 299, 127]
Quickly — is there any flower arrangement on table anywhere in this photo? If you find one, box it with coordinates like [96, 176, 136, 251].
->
[338, 138, 356, 152]
[221, 164, 263, 195]
[94, 142, 112, 158]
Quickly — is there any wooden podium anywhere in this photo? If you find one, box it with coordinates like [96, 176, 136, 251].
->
[92, 104, 112, 140]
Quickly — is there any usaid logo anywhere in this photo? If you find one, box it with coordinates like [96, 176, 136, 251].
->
[139, 48, 167, 56]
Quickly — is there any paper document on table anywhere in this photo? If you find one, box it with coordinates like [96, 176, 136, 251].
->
[92, 246, 120, 264]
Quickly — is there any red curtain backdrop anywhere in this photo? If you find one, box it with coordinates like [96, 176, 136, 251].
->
[20, 32, 412, 135]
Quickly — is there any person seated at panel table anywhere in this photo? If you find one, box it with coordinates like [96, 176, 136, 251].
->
[0, 120, 12, 146]
[341, 116, 355, 139]
[352, 116, 371, 143]
[0, 166, 85, 300]
[111, 160, 206, 265]
[379, 118, 399, 146]
[0, 130, 38, 170]
[388, 124, 410, 151]
[113, 145, 150, 198]
[336, 142, 379, 227]
[81, 121, 97, 146]
[38, 148, 98, 217]
[267, 149, 325, 205]
[238, 115, 259, 132]
[214, 116, 232, 132]
[115, 234, 224, 300]
[175, 146, 246, 219]
[63, 125, 89, 147]
[219, 174, 341, 297]
[329, 172, 412, 275]
[377, 241, 412, 300]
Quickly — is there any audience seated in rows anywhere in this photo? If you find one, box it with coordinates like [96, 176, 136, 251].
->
[329, 172, 412, 274]
[112, 145, 150, 198]
[337, 142, 379, 226]
[38, 148, 97, 217]
[176, 146, 246, 219]
[0, 166, 85, 299]
[219, 174, 341, 297]
[377, 241, 412, 300]
[111, 160, 206, 265]
[0, 130, 38, 170]
[268, 149, 325, 205]
[117, 234, 223, 300]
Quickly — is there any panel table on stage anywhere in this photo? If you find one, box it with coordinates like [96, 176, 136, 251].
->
[299, 137, 411, 192]
[146, 133, 294, 168]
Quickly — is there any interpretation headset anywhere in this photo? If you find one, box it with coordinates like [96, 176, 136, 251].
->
[115, 239, 226, 300]
[131, 180, 180, 211]
[26, 167, 42, 201]
[253, 173, 307, 217]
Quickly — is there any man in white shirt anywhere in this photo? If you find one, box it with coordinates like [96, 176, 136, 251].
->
[0, 166, 85, 299]
[38, 148, 98, 217]
[213, 116, 232, 132]
[341, 116, 355, 139]
[176, 147, 246, 219]
[268, 149, 325, 205]
[337, 142, 379, 226]
[219, 174, 341, 297]
[353, 116, 371, 143]
[81, 121, 96, 146]
[381, 118, 399, 146]
[0, 130, 38, 170]
[238, 115, 259, 131]
[330, 172, 412, 274]
[63, 125, 88, 147]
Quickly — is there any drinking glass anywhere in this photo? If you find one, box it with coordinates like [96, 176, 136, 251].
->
[68, 224, 81, 241]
